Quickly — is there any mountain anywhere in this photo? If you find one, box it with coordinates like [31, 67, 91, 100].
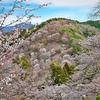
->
[0, 18, 100, 100]
[1, 22, 33, 33]
[82, 20, 100, 29]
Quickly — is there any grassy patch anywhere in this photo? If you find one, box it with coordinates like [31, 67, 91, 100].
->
[83, 29, 95, 37]
[50, 60, 75, 85]
[96, 94, 100, 100]
[68, 39, 81, 54]
[12, 56, 30, 69]
[60, 27, 84, 54]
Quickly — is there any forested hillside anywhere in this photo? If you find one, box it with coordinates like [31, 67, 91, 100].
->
[82, 20, 100, 29]
[0, 18, 100, 100]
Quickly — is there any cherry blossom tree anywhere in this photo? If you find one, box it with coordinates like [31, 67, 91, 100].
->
[0, 0, 50, 33]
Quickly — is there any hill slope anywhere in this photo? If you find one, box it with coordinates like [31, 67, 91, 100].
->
[0, 18, 100, 100]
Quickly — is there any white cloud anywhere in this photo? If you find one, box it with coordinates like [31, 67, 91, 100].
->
[31, 13, 73, 24]
[30, 17, 46, 24]
[3, 15, 17, 26]
[1, 0, 11, 3]
[2, 0, 100, 6]
[3, 12, 73, 26]
[3, 15, 47, 26]
[25, 0, 100, 6]
[3, 15, 27, 26]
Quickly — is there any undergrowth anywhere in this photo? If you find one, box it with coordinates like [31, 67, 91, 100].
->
[12, 56, 30, 69]
[50, 60, 75, 85]
[96, 94, 100, 100]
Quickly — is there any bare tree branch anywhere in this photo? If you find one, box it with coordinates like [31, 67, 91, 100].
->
[0, 0, 51, 32]
[89, 2, 100, 20]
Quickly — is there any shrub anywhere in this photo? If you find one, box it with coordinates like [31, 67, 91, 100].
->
[82, 95, 86, 100]
[18, 29, 26, 38]
[82, 20, 100, 30]
[82, 97, 86, 100]
[12, 56, 30, 69]
[50, 61, 68, 85]
[72, 44, 81, 53]
[12, 56, 20, 64]
[50, 61, 74, 85]
[20, 56, 30, 69]
[63, 62, 74, 75]
[64, 28, 82, 54]
[68, 40, 81, 54]
[96, 94, 100, 100]
[83, 29, 90, 37]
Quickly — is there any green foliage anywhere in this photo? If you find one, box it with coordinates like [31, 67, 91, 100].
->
[63, 62, 74, 74]
[72, 44, 81, 53]
[96, 94, 100, 100]
[20, 56, 30, 69]
[83, 29, 95, 37]
[83, 29, 90, 37]
[82, 20, 100, 29]
[12, 56, 30, 69]
[82, 97, 86, 100]
[50, 61, 74, 85]
[63, 27, 83, 54]
[28, 18, 79, 37]
[50, 61, 68, 85]
[65, 27, 84, 40]
[12, 56, 20, 64]
[18, 29, 26, 38]
[68, 39, 81, 53]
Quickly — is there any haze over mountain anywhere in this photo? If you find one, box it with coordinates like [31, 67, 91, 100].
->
[1, 19, 100, 34]
[1, 22, 33, 33]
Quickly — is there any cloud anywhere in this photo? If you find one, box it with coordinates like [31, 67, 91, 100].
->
[2, 0, 99, 26]
[31, 13, 73, 24]
[25, 0, 100, 6]
[3, 15, 28, 26]
[3, 15, 17, 26]
[2, 0, 100, 6]
[3, 15, 47, 26]
[30, 17, 47, 24]
[3, 12, 73, 26]
[1, 0, 11, 3]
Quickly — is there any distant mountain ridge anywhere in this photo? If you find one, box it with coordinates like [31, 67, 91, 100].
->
[1, 22, 33, 33]
[1, 19, 100, 34]
[82, 20, 100, 29]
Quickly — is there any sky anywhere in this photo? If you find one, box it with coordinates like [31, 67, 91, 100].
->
[0, 0, 100, 26]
